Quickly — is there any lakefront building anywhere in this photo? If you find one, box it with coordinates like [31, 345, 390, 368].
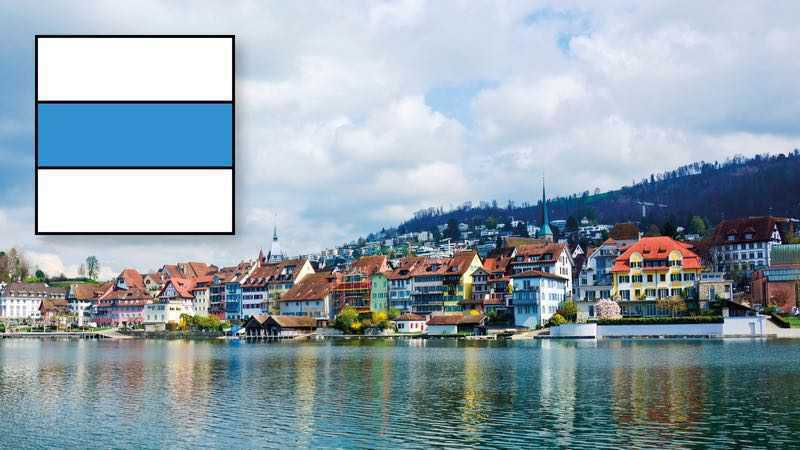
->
[611, 236, 703, 316]
[511, 270, 568, 329]
[709, 216, 786, 275]
[0, 282, 66, 319]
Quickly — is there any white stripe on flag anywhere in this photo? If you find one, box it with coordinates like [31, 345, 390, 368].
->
[37, 37, 233, 101]
[37, 169, 233, 233]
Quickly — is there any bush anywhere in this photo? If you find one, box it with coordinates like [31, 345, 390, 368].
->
[548, 313, 567, 327]
[388, 308, 401, 320]
[334, 306, 360, 333]
[596, 299, 622, 320]
[597, 316, 723, 325]
[557, 300, 577, 322]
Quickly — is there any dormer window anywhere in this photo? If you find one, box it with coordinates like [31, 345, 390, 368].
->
[727, 234, 736, 241]
[744, 232, 753, 240]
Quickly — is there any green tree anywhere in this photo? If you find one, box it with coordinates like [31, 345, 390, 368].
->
[334, 306, 360, 333]
[34, 269, 46, 282]
[557, 300, 578, 322]
[444, 218, 460, 240]
[548, 313, 567, 327]
[388, 307, 401, 320]
[85, 256, 99, 280]
[688, 216, 708, 236]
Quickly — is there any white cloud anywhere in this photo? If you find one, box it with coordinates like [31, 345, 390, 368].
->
[1, 1, 800, 272]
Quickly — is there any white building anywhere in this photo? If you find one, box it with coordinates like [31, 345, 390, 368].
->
[0, 282, 66, 320]
[394, 312, 427, 334]
[511, 270, 568, 329]
[710, 216, 785, 275]
[509, 242, 574, 293]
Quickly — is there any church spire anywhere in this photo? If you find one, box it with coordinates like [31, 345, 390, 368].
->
[539, 175, 553, 241]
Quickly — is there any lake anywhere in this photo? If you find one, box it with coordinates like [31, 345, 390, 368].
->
[0, 338, 798, 449]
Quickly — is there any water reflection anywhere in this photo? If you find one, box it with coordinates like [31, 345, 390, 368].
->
[0, 339, 799, 449]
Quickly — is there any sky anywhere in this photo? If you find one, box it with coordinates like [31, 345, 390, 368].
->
[1, 1, 800, 279]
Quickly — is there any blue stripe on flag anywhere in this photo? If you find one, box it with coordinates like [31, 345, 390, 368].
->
[38, 103, 232, 167]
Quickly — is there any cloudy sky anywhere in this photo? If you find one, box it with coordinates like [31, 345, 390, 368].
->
[2, 1, 799, 279]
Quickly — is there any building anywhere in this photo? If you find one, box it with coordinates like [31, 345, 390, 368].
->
[611, 236, 702, 316]
[157, 278, 197, 314]
[511, 270, 568, 329]
[460, 266, 489, 312]
[482, 248, 514, 311]
[191, 275, 213, 316]
[242, 257, 314, 317]
[220, 261, 256, 322]
[394, 312, 427, 334]
[259, 224, 286, 265]
[332, 255, 389, 315]
[752, 244, 800, 312]
[426, 313, 486, 336]
[411, 251, 482, 314]
[95, 269, 153, 327]
[278, 272, 338, 322]
[696, 272, 733, 311]
[38, 298, 70, 325]
[508, 242, 574, 293]
[0, 282, 66, 320]
[370, 271, 389, 313]
[243, 315, 317, 337]
[142, 302, 186, 331]
[387, 256, 425, 312]
[66, 283, 107, 326]
[710, 216, 787, 275]
[575, 238, 629, 302]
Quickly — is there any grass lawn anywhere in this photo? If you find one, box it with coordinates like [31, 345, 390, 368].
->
[781, 316, 800, 328]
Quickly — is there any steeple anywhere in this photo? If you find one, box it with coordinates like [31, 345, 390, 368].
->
[538, 176, 553, 241]
[266, 216, 285, 263]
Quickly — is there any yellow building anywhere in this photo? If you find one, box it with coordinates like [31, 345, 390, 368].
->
[611, 237, 702, 316]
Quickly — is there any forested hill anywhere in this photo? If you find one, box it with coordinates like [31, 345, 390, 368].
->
[392, 151, 800, 236]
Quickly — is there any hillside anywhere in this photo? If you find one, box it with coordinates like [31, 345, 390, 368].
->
[389, 151, 800, 236]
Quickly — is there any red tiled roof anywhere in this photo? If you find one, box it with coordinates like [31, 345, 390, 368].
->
[119, 269, 145, 289]
[242, 258, 308, 287]
[279, 272, 338, 302]
[350, 255, 390, 276]
[387, 256, 426, 280]
[612, 236, 702, 272]
[511, 269, 569, 281]
[395, 313, 425, 321]
[711, 216, 787, 246]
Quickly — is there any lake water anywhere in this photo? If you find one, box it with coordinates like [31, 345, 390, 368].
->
[0, 338, 798, 449]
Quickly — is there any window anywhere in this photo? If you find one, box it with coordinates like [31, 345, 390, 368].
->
[632, 275, 643, 283]
[647, 274, 653, 283]
[671, 274, 681, 281]
[659, 274, 666, 282]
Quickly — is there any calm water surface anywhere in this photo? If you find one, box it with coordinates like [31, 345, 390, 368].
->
[1, 338, 798, 449]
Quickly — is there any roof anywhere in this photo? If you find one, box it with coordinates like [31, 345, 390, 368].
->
[242, 258, 308, 287]
[395, 313, 425, 321]
[70, 283, 105, 300]
[711, 216, 787, 246]
[99, 286, 153, 302]
[771, 244, 800, 267]
[513, 243, 568, 261]
[267, 315, 317, 328]
[503, 237, 550, 248]
[350, 255, 389, 276]
[279, 272, 338, 302]
[427, 313, 485, 326]
[158, 277, 197, 299]
[511, 269, 569, 281]
[2, 282, 66, 297]
[387, 256, 426, 280]
[410, 251, 478, 277]
[609, 222, 640, 241]
[118, 269, 145, 289]
[39, 298, 69, 313]
[611, 236, 702, 273]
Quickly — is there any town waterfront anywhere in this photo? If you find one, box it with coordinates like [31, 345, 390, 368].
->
[1, 339, 799, 449]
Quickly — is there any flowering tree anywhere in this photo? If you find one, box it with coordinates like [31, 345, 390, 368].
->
[596, 299, 622, 320]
